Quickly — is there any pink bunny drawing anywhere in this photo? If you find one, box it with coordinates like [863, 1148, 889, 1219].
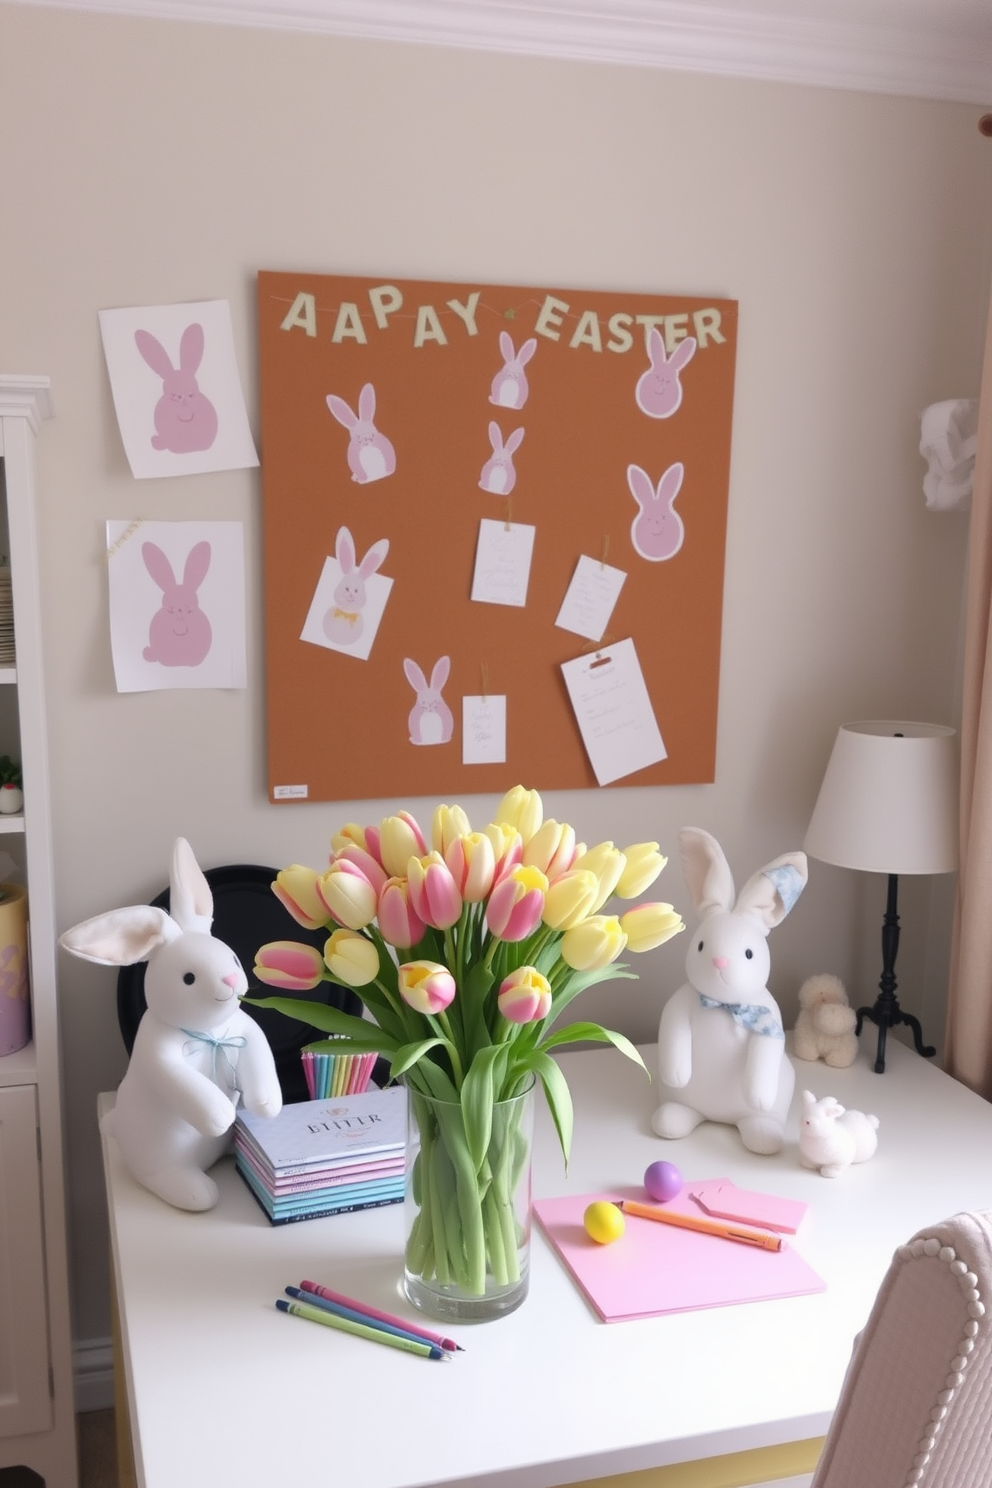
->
[322, 526, 389, 646]
[489, 332, 537, 409]
[134, 323, 219, 454]
[628, 462, 685, 562]
[635, 328, 697, 419]
[404, 656, 454, 745]
[479, 422, 524, 496]
[142, 541, 213, 666]
[325, 383, 396, 484]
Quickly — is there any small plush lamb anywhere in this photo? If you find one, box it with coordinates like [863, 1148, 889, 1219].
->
[793, 973, 858, 1068]
[799, 1090, 879, 1177]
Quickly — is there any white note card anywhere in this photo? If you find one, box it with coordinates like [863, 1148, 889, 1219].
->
[470, 519, 536, 608]
[560, 638, 667, 785]
[462, 695, 507, 764]
[555, 554, 628, 642]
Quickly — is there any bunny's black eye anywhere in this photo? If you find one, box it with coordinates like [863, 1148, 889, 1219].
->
[745, 949, 753, 960]
[183, 972, 196, 985]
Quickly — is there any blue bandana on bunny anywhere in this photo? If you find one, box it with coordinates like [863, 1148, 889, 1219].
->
[697, 994, 784, 1038]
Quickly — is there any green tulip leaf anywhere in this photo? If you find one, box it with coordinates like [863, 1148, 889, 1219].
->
[537, 1022, 649, 1074]
[525, 1051, 574, 1167]
[243, 995, 397, 1050]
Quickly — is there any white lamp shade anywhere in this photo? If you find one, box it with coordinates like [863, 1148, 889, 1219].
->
[804, 720, 959, 875]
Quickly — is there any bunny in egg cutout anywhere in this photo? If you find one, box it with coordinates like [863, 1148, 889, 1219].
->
[652, 828, 807, 1155]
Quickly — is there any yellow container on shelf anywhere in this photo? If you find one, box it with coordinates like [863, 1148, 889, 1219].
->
[0, 883, 29, 1055]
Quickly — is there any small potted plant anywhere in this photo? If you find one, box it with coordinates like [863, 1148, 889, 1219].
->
[0, 756, 23, 815]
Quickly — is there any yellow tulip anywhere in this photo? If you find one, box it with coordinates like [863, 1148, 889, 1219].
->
[493, 785, 543, 845]
[379, 811, 428, 878]
[329, 822, 370, 856]
[619, 902, 685, 953]
[615, 843, 667, 898]
[271, 865, 328, 930]
[316, 860, 378, 930]
[431, 803, 472, 857]
[561, 914, 627, 971]
[323, 929, 381, 986]
[523, 819, 577, 879]
[542, 869, 600, 931]
[573, 842, 627, 912]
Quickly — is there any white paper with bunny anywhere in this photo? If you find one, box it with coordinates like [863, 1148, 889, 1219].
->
[300, 526, 392, 661]
[99, 300, 258, 478]
[106, 520, 247, 691]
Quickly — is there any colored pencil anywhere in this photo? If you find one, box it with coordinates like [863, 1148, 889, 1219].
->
[299, 1278, 464, 1352]
[276, 1298, 446, 1359]
[285, 1286, 452, 1353]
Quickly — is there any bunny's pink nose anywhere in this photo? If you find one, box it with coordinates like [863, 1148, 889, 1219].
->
[712, 956, 730, 970]
[222, 973, 240, 989]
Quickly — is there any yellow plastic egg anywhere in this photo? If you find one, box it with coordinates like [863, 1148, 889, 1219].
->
[584, 1201, 625, 1245]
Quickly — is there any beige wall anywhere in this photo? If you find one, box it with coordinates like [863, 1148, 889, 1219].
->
[1, 1, 990, 1351]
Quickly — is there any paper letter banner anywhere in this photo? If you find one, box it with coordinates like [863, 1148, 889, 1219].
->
[258, 271, 737, 802]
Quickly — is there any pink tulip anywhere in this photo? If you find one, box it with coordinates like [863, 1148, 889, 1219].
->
[254, 940, 325, 991]
[377, 877, 427, 949]
[497, 966, 552, 1024]
[445, 832, 496, 903]
[315, 859, 378, 930]
[380, 811, 428, 878]
[333, 843, 388, 896]
[407, 852, 463, 931]
[397, 960, 456, 1016]
[271, 865, 327, 930]
[485, 865, 548, 942]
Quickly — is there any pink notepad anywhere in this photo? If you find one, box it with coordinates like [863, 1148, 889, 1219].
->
[687, 1178, 808, 1235]
[534, 1185, 825, 1323]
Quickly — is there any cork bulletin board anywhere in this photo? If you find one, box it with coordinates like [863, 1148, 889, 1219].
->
[258, 270, 738, 803]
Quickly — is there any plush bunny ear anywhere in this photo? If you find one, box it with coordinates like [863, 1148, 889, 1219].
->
[169, 837, 213, 933]
[179, 323, 205, 375]
[735, 851, 808, 930]
[326, 394, 357, 428]
[678, 827, 735, 917]
[59, 905, 181, 967]
[182, 541, 211, 592]
[134, 329, 175, 378]
[336, 527, 356, 573]
[802, 1090, 817, 1113]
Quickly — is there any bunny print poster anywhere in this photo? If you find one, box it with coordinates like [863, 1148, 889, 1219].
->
[99, 300, 259, 478]
[258, 271, 737, 801]
[106, 520, 247, 692]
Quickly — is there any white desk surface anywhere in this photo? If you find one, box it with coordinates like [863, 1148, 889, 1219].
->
[101, 1039, 992, 1488]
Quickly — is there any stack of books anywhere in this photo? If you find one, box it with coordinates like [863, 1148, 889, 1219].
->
[235, 1085, 406, 1225]
[0, 564, 15, 665]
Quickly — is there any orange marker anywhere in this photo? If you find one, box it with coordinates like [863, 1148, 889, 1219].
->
[619, 1199, 783, 1252]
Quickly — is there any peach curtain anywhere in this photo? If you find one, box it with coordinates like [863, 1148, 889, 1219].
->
[945, 287, 992, 1096]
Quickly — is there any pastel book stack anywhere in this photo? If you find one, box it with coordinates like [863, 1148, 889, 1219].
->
[235, 1085, 406, 1225]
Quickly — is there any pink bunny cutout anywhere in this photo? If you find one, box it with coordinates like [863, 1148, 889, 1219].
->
[134, 323, 219, 454]
[142, 541, 213, 666]
[635, 328, 696, 419]
[404, 656, 454, 745]
[325, 383, 396, 484]
[323, 526, 389, 646]
[489, 332, 537, 410]
[479, 422, 524, 495]
[628, 463, 685, 562]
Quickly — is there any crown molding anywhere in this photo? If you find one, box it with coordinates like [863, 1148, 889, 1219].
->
[15, 0, 992, 104]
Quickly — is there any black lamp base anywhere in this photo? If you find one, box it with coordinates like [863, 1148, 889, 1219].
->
[854, 872, 936, 1074]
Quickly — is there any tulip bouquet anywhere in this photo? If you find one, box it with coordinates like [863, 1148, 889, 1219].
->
[247, 786, 683, 1312]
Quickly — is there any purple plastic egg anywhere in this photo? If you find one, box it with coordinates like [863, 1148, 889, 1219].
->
[644, 1160, 682, 1203]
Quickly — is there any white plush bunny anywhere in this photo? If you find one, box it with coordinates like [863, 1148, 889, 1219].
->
[322, 525, 389, 646]
[799, 1090, 879, 1177]
[59, 838, 282, 1211]
[652, 827, 807, 1155]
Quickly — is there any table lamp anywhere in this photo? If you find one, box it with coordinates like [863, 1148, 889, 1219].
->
[803, 720, 959, 1073]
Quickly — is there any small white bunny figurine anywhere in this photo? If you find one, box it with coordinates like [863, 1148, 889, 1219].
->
[59, 838, 282, 1211]
[652, 827, 807, 1155]
[799, 1090, 879, 1178]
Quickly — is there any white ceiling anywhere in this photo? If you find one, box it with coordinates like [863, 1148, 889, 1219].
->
[17, 0, 992, 104]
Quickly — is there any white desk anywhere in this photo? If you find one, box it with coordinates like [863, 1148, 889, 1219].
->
[101, 1040, 992, 1488]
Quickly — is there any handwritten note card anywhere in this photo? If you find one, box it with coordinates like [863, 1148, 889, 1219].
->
[462, 695, 507, 764]
[555, 555, 627, 642]
[560, 638, 666, 785]
[470, 519, 536, 608]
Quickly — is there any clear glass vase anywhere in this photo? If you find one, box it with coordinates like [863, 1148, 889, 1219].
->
[403, 1077, 534, 1322]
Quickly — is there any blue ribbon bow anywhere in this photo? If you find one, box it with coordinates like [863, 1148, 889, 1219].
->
[698, 993, 784, 1038]
[180, 1027, 248, 1084]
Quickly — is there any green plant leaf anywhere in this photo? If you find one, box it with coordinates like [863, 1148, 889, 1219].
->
[537, 1021, 649, 1074]
[525, 1051, 574, 1168]
[390, 1038, 448, 1079]
[243, 995, 398, 1049]
[460, 1046, 504, 1172]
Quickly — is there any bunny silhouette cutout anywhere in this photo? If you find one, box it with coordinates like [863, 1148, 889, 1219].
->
[323, 526, 389, 646]
[404, 656, 454, 745]
[142, 541, 213, 667]
[489, 332, 537, 409]
[628, 462, 685, 562]
[326, 383, 396, 484]
[635, 328, 696, 419]
[134, 323, 219, 454]
[479, 422, 524, 495]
